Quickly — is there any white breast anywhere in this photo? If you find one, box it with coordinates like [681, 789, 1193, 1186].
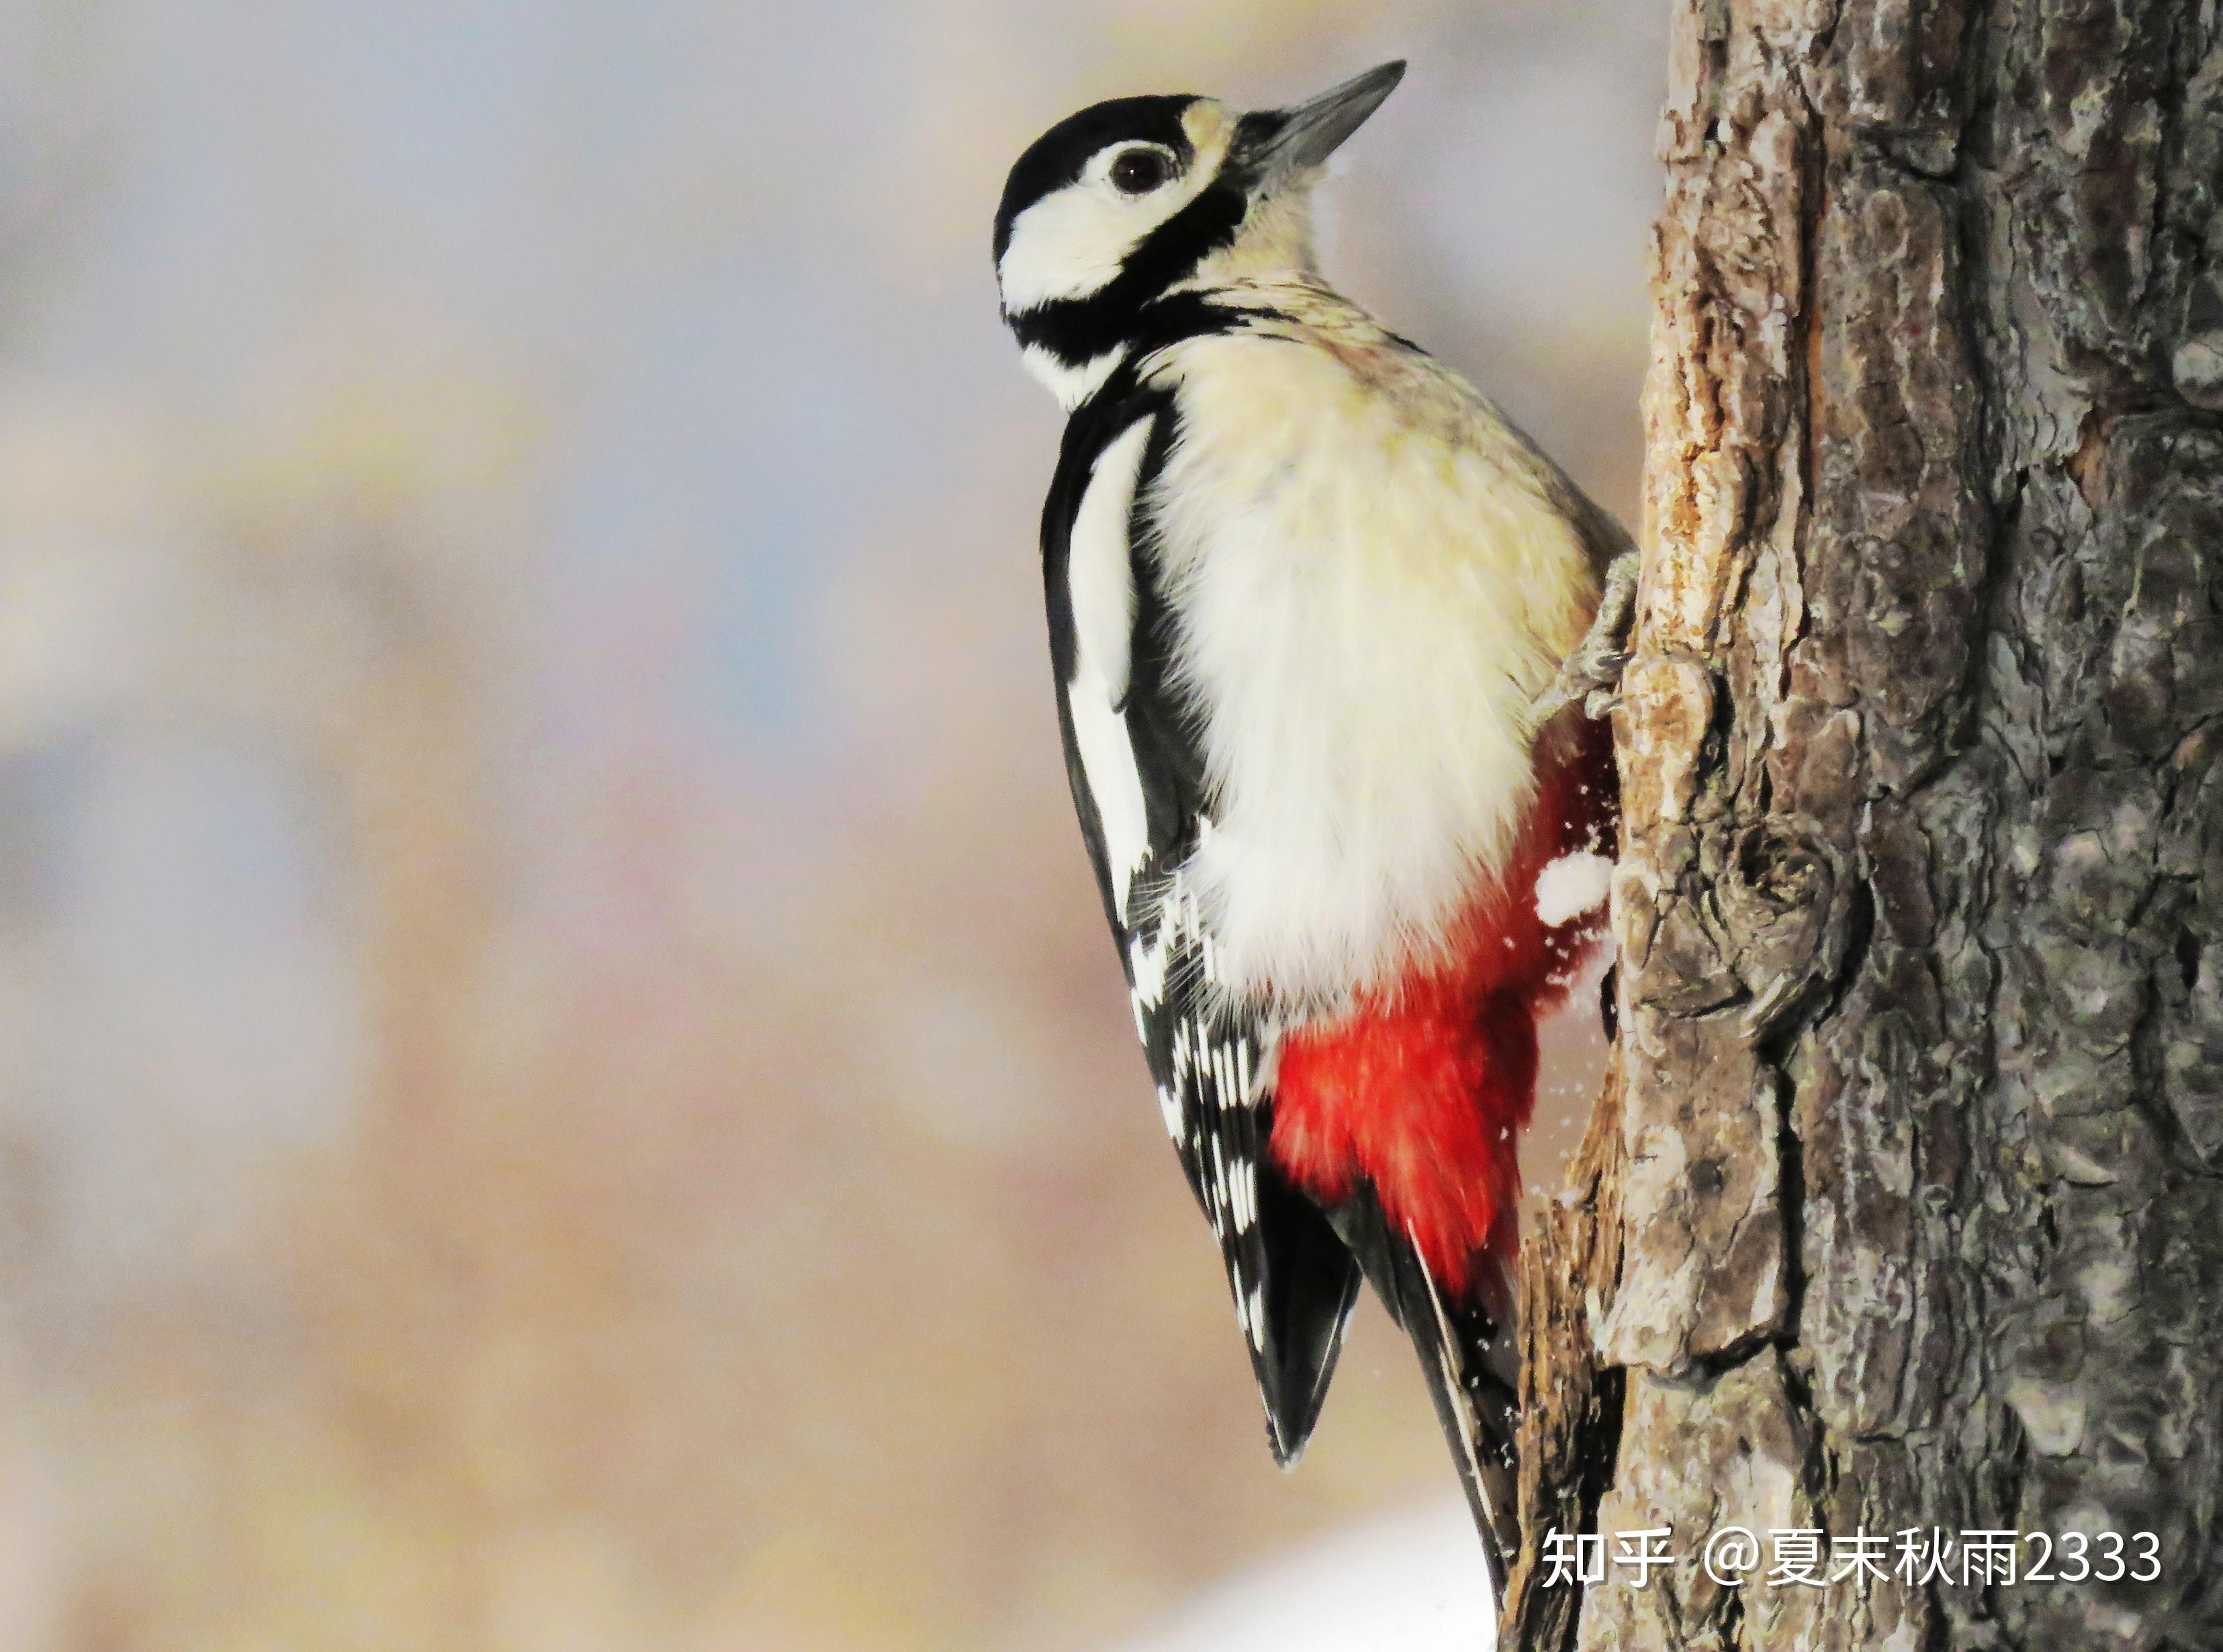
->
[1145, 315, 1598, 1009]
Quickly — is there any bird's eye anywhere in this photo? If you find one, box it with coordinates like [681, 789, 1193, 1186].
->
[1111, 148, 1171, 195]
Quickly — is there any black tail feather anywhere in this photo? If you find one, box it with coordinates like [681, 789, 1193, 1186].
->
[1324, 1189, 1521, 1600]
[1252, 1168, 1364, 1465]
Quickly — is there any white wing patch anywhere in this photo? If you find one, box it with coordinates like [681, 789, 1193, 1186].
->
[1048, 388, 1287, 1376]
[1065, 416, 1155, 923]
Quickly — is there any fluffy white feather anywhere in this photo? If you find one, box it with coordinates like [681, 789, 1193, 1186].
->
[1142, 285, 1600, 1008]
[1023, 344, 1124, 412]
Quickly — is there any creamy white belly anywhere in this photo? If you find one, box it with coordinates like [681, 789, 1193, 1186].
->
[1145, 318, 1599, 1009]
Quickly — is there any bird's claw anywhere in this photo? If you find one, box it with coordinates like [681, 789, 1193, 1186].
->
[1535, 549, 1639, 724]
[1582, 668, 1627, 721]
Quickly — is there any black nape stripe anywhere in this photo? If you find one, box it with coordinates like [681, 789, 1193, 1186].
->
[1040, 290, 1294, 418]
[1007, 181, 1251, 367]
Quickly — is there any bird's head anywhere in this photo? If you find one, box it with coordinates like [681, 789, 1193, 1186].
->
[993, 62, 1404, 406]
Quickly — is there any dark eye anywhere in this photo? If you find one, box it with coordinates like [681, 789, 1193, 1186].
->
[1111, 148, 1171, 194]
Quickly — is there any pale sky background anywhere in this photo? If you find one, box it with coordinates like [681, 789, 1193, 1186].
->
[0, 3, 1666, 1648]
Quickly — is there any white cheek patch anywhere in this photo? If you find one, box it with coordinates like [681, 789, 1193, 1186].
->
[1534, 851, 1614, 927]
[1065, 417, 1156, 920]
[997, 116, 1235, 320]
[999, 184, 1154, 313]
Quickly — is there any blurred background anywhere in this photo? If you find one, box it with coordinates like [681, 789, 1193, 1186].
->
[0, 1, 1662, 1647]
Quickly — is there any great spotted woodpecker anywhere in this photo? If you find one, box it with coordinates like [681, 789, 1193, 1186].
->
[994, 62, 1631, 1591]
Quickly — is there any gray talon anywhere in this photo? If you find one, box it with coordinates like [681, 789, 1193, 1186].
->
[1537, 550, 1638, 723]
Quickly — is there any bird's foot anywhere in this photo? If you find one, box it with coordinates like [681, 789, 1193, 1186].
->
[1534, 549, 1639, 723]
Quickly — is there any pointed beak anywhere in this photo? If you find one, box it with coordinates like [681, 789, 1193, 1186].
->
[1240, 60, 1405, 187]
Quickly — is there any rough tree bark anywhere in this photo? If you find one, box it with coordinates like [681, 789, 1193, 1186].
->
[1506, 2, 2223, 1648]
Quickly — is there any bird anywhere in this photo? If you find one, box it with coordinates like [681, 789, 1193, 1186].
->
[992, 60, 1633, 1595]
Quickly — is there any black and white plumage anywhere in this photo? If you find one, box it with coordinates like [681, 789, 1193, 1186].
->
[995, 62, 1629, 1595]
[1040, 345, 1365, 1463]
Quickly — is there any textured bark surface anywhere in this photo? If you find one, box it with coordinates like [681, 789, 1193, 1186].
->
[1509, 1, 2223, 1647]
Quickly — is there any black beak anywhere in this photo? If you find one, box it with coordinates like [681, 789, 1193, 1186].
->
[1240, 60, 1405, 187]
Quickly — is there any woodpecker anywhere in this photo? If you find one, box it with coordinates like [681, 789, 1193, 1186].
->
[994, 61, 1630, 1592]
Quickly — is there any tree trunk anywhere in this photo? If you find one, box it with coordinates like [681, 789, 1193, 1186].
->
[1507, 3, 2223, 1648]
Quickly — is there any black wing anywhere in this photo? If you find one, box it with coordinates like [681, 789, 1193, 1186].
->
[1042, 379, 1361, 1463]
